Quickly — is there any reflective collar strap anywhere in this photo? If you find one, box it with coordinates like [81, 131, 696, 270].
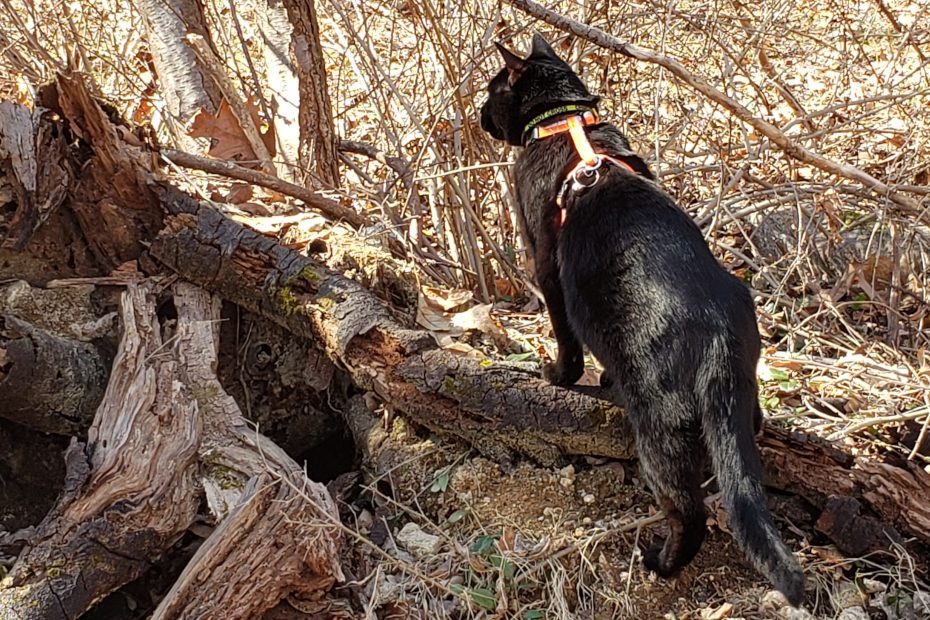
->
[521, 105, 599, 145]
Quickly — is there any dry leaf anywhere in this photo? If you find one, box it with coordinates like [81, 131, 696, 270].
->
[236, 201, 272, 216]
[576, 367, 601, 386]
[416, 292, 453, 332]
[450, 303, 509, 348]
[226, 182, 253, 204]
[420, 286, 473, 311]
[442, 341, 485, 358]
[188, 97, 275, 164]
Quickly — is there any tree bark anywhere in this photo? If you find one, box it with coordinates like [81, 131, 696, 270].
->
[0, 281, 344, 620]
[280, 0, 341, 187]
[0, 313, 108, 435]
[0, 279, 117, 435]
[261, 0, 303, 183]
[136, 0, 222, 121]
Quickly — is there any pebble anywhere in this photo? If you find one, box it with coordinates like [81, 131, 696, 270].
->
[837, 608, 869, 620]
[583, 493, 596, 504]
[760, 590, 789, 609]
[396, 522, 442, 559]
[356, 509, 373, 531]
[834, 581, 863, 611]
[779, 606, 815, 620]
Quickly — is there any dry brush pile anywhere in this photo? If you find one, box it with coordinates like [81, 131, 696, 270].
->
[1, 0, 930, 618]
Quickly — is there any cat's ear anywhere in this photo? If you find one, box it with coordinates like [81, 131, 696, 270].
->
[529, 33, 558, 60]
[495, 42, 527, 85]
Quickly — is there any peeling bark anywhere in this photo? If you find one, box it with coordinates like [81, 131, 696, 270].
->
[0, 282, 344, 620]
[136, 0, 221, 121]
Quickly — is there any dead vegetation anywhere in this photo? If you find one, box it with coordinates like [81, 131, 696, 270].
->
[1, 0, 930, 618]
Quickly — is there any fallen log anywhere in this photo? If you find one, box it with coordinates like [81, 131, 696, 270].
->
[146, 193, 930, 556]
[0, 313, 108, 435]
[0, 281, 344, 620]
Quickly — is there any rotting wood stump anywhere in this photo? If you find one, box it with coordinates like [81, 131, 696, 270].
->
[0, 281, 344, 620]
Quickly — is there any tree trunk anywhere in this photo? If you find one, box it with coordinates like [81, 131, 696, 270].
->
[280, 0, 341, 187]
[136, 0, 222, 122]
[261, 0, 303, 183]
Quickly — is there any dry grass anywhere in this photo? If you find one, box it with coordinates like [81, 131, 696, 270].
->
[2, 0, 930, 617]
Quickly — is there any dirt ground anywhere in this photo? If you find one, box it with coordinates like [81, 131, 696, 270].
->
[338, 417, 929, 620]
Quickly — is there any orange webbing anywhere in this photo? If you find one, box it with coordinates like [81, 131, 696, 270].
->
[567, 116, 599, 167]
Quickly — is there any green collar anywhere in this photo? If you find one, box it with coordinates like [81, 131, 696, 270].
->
[521, 105, 599, 145]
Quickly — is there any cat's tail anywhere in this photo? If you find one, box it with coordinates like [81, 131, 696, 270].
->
[703, 376, 805, 607]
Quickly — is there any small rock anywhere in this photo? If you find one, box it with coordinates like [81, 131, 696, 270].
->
[701, 602, 734, 619]
[779, 606, 815, 620]
[583, 493, 596, 504]
[582, 517, 592, 526]
[761, 589, 789, 609]
[838, 608, 869, 620]
[356, 509, 373, 531]
[396, 522, 442, 559]
[559, 464, 576, 487]
[834, 581, 864, 611]
[861, 579, 886, 595]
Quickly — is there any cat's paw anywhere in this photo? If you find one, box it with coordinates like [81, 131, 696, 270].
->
[642, 544, 664, 574]
[542, 361, 583, 386]
[642, 543, 679, 578]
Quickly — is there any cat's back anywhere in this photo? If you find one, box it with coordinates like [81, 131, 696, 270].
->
[558, 169, 754, 333]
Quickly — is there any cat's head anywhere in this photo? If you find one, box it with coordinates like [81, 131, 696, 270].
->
[480, 33, 600, 146]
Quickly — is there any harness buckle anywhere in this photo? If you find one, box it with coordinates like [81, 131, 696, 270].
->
[570, 157, 603, 193]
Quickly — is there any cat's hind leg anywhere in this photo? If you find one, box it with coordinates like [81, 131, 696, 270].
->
[631, 401, 707, 577]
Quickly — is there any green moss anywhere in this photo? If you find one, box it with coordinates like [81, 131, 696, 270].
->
[300, 265, 321, 282]
[478, 359, 493, 368]
[47, 568, 61, 578]
[208, 464, 244, 491]
[275, 284, 301, 315]
[190, 384, 220, 410]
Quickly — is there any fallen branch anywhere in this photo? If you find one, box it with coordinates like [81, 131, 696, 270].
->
[160, 147, 372, 229]
[504, 0, 924, 214]
[145, 191, 930, 555]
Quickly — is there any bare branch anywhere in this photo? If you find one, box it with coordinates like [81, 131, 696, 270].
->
[503, 0, 924, 214]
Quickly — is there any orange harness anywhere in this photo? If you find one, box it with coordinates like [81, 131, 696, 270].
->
[544, 115, 638, 224]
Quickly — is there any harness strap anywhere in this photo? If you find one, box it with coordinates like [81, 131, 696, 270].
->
[522, 105, 599, 145]
[556, 118, 638, 223]
[567, 116, 599, 167]
[526, 110, 640, 224]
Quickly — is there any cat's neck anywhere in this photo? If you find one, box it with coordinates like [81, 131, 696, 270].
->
[521, 105, 600, 146]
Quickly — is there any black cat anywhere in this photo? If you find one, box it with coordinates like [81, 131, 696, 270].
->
[480, 34, 804, 606]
